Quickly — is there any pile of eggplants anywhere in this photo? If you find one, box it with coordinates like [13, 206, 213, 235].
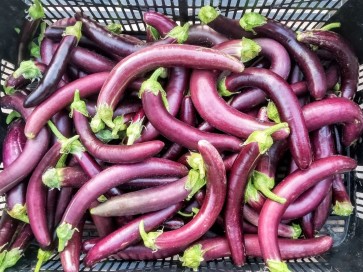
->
[0, 2, 361, 272]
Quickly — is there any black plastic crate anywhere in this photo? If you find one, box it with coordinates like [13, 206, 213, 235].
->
[1, 0, 363, 271]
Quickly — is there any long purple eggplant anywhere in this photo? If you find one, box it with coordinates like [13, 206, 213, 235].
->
[40, 38, 54, 65]
[313, 188, 333, 232]
[42, 166, 88, 189]
[190, 70, 289, 142]
[26, 142, 62, 248]
[140, 69, 243, 152]
[138, 140, 226, 252]
[180, 235, 333, 270]
[90, 176, 192, 217]
[24, 72, 109, 138]
[0, 213, 18, 254]
[331, 174, 354, 216]
[24, 22, 83, 107]
[143, 10, 177, 37]
[95, 44, 244, 127]
[56, 158, 188, 251]
[258, 156, 356, 272]
[297, 30, 359, 100]
[239, 12, 327, 99]
[221, 68, 311, 169]
[84, 203, 182, 267]
[137, 67, 189, 142]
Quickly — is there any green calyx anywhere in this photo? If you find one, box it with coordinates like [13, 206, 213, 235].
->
[70, 89, 89, 118]
[139, 68, 169, 111]
[187, 152, 206, 179]
[0, 250, 6, 267]
[178, 208, 199, 218]
[111, 116, 127, 137]
[47, 121, 85, 155]
[42, 167, 62, 189]
[97, 195, 108, 203]
[185, 169, 206, 201]
[0, 248, 23, 272]
[240, 12, 267, 33]
[147, 25, 160, 41]
[167, 23, 190, 44]
[332, 201, 354, 216]
[245, 177, 261, 203]
[244, 122, 289, 154]
[34, 249, 53, 272]
[334, 83, 341, 94]
[106, 23, 122, 34]
[198, 6, 219, 24]
[95, 129, 118, 143]
[91, 113, 106, 133]
[267, 101, 281, 123]
[6, 111, 21, 125]
[3, 85, 15, 95]
[63, 21, 82, 43]
[252, 171, 286, 204]
[139, 220, 162, 251]
[56, 222, 78, 252]
[266, 259, 291, 272]
[126, 118, 144, 145]
[179, 244, 204, 271]
[13, 60, 42, 80]
[218, 77, 235, 97]
[7, 204, 29, 224]
[97, 104, 115, 129]
[292, 223, 302, 239]
[320, 22, 341, 31]
[28, 0, 45, 20]
[240, 37, 261, 63]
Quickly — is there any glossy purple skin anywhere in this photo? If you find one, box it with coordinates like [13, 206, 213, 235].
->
[0, 126, 50, 196]
[186, 24, 228, 47]
[190, 70, 289, 141]
[69, 47, 115, 73]
[3, 120, 26, 167]
[298, 30, 359, 100]
[137, 67, 189, 142]
[112, 244, 185, 260]
[73, 110, 165, 163]
[206, 15, 254, 39]
[0, 93, 33, 120]
[89, 201, 115, 238]
[118, 177, 181, 190]
[24, 72, 109, 138]
[24, 35, 78, 107]
[60, 220, 84, 272]
[26, 143, 62, 248]
[194, 235, 333, 262]
[162, 96, 196, 160]
[84, 203, 182, 267]
[52, 17, 77, 27]
[75, 12, 175, 57]
[54, 188, 74, 226]
[60, 158, 189, 231]
[143, 10, 177, 37]
[225, 143, 261, 266]
[224, 67, 312, 169]
[97, 44, 244, 111]
[46, 188, 59, 233]
[302, 97, 363, 146]
[151, 141, 227, 251]
[243, 205, 296, 239]
[313, 189, 333, 231]
[5, 62, 46, 90]
[283, 126, 334, 219]
[9, 223, 33, 250]
[332, 174, 351, 205]
[301, 213, 314, 239]
[18, 19, 41, 65]
[0, 212, 19, 251]
[55, 167, 89, 188]
[258, 156, 356, 265]
[90, 177, 188, 217]
[250, 19, 327, 100]
[141, 91, 243, 152]
[40, 38, 55, 65]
